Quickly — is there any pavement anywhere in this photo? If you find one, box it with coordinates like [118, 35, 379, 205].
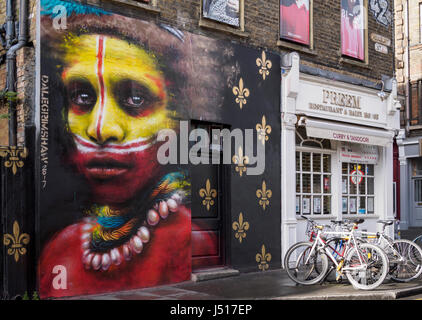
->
[61, 268, 422, 300]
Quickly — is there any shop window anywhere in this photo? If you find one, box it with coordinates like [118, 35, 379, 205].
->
[296, 127, 332, 216]
[342, 163, 374, 215]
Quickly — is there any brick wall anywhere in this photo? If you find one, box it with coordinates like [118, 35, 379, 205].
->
[89, 0, 394, 81]
[395, 0, 422, 132]
[0, 0, 37, 146]
[0, 0, 395, 146]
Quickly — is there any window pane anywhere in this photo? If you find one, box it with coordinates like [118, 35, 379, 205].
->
[342, 176, 348, 194]
[323, 196, 331, 215]
[313, 174, 321, 193]
[342, 162, 348, 174]
[359, 177, 366, 195]
[342, 197, 348, 213]
[367, 197, 374, 213]
[349, 197, 357, 213]
[296, 152, 300, 171]
[296, 196, 300, 214]
[313, 153, 321, 172]
[359, 197, 366, 214]
[323, 175, 331, 193]
[367, 177, 374, 195]
[302, 195, 311, 214]
[366, 164, 374, 176]
[323, 154, 331, 173]
[415, 179, 422, 202]
[313, 196, 321, 214]
[350, 178, 357, 194]
[296, 173, 301, 193]
[302, 153, 311, 172]
[303, 174, 311, 193]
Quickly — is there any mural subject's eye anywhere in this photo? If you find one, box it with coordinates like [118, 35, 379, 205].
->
[115, 80, 158, 117]
[68, 80, 97, 114]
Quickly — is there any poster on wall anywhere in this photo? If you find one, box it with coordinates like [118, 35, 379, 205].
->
[280, 0, 310, 45]
[341, 0, 365, 60]
[38, 0, 242, 298]
[203, 0, 240, 27]
[302, 197, 311, 214]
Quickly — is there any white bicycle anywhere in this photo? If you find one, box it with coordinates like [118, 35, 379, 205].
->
[284, 217, 389, 290]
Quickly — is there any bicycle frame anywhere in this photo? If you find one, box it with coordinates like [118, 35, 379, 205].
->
[306, 226, 368, 274]
[359, 231, 404, 263]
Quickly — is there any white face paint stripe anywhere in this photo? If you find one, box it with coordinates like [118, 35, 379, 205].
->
[75, 142, 155, 154]
[95, 35, 107, 141]
[73, 134, 157, 154]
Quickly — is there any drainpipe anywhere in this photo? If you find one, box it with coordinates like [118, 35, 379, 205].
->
[405, 0, 410, 136]
[5, 0, 28, 146]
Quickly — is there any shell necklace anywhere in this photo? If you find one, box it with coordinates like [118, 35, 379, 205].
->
[81, 193, 182, 271]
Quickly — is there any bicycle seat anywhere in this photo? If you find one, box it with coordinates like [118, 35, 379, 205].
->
[376, 220, 395, 226]
[351, 219, 365, 224]
[330, 220, 343, 225]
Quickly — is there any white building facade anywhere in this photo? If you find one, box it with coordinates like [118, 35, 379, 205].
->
[281, 53, 401, 259]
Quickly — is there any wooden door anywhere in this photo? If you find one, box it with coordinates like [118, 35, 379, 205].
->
[190, 121, 226, 270]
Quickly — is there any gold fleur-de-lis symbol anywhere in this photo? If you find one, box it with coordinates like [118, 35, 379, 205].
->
[199, 179, 217, 211]
[256, 180, 272, 210]
[232, 146, 249, 177]
[256, 244, 272, 271]
[256, 115, 272, 145]
[232, 78, 250, 109]
[232, 212, 250, 243]
[3, 221, 30, 262]
[256, 51, 272, 80]
[0, 146, 27, 175]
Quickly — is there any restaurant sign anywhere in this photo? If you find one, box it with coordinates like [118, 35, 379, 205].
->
[339, 142, 379, 164]
[296, 76, 387, 128]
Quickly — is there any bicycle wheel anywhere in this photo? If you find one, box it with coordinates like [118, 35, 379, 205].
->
[413, 235, 422, 251]
[344, 243, 388, 290]
[389, 239, 422, 282]
[284, 241, 329, 285]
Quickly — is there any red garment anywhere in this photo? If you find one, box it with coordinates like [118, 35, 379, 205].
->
[38, 206, 213, 298]
[341, 15, 364, 60]
[280, 3, 310, 45]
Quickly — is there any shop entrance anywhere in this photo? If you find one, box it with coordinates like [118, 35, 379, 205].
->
[190, 121, 228, 270]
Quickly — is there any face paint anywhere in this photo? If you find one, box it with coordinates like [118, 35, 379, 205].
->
[62, 34, 174, 204]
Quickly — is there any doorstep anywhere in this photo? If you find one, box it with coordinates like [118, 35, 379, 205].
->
[191, 267, 240, 282]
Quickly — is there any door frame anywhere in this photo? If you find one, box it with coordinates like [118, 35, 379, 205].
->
[189, 119, 232, 270]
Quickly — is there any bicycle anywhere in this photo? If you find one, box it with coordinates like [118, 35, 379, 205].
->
[359, 220, 422, 282]
[284, 217, 389, 290]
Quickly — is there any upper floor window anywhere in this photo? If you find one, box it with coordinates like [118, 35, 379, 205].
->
[280, 0, 311, 46]
[203, 0, 241, 27]
[341, 0, 365, 61]
[420, 3, 422, 43]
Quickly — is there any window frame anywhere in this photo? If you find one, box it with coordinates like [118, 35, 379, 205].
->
[296, 147, 334, 216]
[341, 162, 375, 215]
[199, 0, 248, 37]
[278, 0, 314, 51]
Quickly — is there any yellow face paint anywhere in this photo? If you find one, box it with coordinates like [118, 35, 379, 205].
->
[62, 34, 174, 145]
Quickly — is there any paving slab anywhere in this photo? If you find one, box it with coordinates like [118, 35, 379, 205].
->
[58, 269, 422, 300]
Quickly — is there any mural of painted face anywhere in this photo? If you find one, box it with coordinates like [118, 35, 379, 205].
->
[62, 34, 173, 204]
